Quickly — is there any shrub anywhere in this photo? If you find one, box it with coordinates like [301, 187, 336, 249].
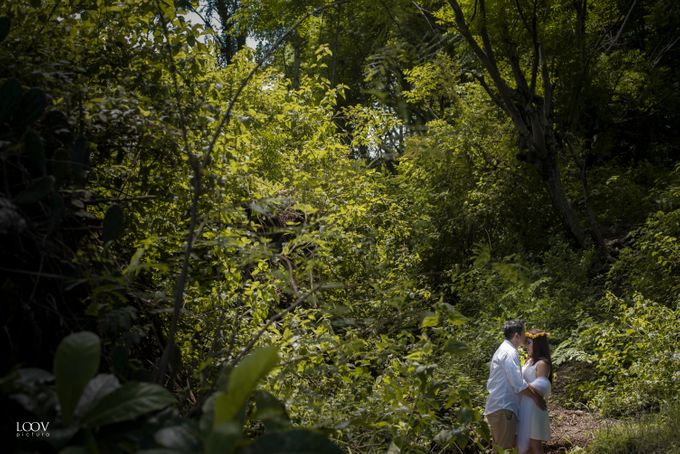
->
[588, 400, 680, 453]
[577, 293, 680, 416]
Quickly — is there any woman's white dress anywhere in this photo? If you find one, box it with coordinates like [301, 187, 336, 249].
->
[518, 360, 551, 453]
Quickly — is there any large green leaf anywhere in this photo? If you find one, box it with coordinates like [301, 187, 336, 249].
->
[154, 423, 201, 451]
[445, 340, 468, 354]
[204, 422, 240, 454]
[238, 429, 344, 454]
[74, 374, 120, 419]
[54, 332, 101, 424]
[253, 391, 290, 432]
[213, 347, 279, 427]
[81, 382, 175, 427]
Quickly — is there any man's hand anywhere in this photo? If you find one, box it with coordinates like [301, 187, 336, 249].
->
[528, 385, 547, 410]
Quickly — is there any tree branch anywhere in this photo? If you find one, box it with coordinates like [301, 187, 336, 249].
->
[447, 0, 529, 137]
[230, 284, 324, 366]
[154, 0, 347, 384]
[204, 1, 347, 169]
[604, 0, 637, 52]
[154, 0, 199, 384]
[529, 0, 539, 93]
[540, 44, 552, 119]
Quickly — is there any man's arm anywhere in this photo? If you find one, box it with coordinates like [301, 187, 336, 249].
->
[502, 351, 528, 394]
[503, 353, 547, 410]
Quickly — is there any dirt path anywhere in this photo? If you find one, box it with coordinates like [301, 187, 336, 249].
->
[545, 404, 617, 452]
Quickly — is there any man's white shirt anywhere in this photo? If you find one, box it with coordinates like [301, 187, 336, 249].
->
[484, 339, 528, 416]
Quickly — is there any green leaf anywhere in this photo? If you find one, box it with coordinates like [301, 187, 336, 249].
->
[445, 340, 468, 354]
[157, 0, 176, 18]
[205, 422, 240, 454]
[81, 382, 175, 427]
[253, 390, 290, 432]
[13, 176, 54, 204]
[74, 374, 120, 419]
[213, 347, 279, 427]
[154, 424, 201, 451]
[239, 429, 344, 454]
[103, 204, 125, 243]
[421, 312, 439, 328]
[0, 16, 9, 43]
[54, 332, 101, 424]
[187, 33, 196, 47]
[441, 303, 468, 326]
[0, 78, 21, 121]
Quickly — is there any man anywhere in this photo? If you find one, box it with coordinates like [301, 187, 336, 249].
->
[484, 320, 546, 450]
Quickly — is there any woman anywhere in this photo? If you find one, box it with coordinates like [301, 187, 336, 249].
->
[518, 329, 552, 454]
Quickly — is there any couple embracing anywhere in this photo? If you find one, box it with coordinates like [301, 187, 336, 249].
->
[484, 320, 552, 453]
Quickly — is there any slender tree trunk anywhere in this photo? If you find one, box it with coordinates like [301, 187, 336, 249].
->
[540, 150, 587, 248]
[518, 109, 588, 248]
[292, 31, 302, 89]
[330, 7, 340, 87]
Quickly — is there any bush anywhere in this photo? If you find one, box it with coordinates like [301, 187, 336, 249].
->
[606, 165, 680, 307]
[588, 400, 680, 453]
[1, 332, 342, 453]
[576, 293, 680, 416]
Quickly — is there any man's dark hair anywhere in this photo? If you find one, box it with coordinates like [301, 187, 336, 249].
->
[503, 320, 525, 340]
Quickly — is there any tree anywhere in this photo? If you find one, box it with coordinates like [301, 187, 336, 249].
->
[206, 0, 248, 65]
[441, 0, 592, 248]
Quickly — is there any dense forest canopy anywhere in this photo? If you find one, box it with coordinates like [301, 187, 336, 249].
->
[1, 0, 678, 452]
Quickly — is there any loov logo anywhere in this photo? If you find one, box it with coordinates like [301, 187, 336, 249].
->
[16, 422, 50, 437]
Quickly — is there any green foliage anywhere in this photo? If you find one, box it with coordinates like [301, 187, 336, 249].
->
[575, 293, 680, 416]
[606, 167, 680, 305]
[214, 347, 279, 426]
[588, 400, 680, 453]
[2, 0, 680, 451]
[54, 332, 101, 424]
[3, 332, 175, 451]
[81, 382, 176, 427]
[2, 332, 340, 453]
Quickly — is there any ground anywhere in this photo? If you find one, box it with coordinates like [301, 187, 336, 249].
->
[546, 404, 618, 453]
[545, 363, 618, 452]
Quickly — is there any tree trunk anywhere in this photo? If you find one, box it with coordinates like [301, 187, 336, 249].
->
[292, 31, 302, 89]
[540, 150, 587, 248]
[519, 110, 588, 248]
[447, 0, 595, 249]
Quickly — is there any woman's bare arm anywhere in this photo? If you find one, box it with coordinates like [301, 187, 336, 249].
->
[535, 360, 550, 380]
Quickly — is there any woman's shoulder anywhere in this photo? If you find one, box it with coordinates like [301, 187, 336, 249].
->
[534, 358, 551, 372]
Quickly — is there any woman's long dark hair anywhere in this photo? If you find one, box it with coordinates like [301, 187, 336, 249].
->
[528, 329, 553, 383]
